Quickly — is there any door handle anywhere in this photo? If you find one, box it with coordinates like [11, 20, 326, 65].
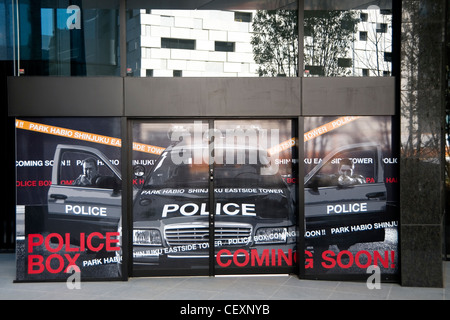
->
[49, 194, 67, 200]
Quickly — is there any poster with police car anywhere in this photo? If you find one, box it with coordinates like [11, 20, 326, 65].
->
[131, 120, 299, 276]
[303, 116, 399, 280]
[15, 117, 123, 282]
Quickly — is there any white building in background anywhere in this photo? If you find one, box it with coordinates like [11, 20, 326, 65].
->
[127, 9, 392, 78]
[352, 9, 393, 77]
[127, 9, 258, 77]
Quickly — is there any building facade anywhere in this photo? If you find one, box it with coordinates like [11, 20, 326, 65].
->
[2, 0, 449, 287]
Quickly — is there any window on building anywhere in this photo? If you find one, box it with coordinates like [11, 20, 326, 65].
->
[215, 41, 235, 52]
[384, 52, 392, 62]
[376, 23, 388, 33]
[304, 2, 392, 77]
[360, 12, 368, 22]
[338, 58, 352, 68]
[126, 8, 298, 77]
[161, 38, 196, 50]
[362, 69, 369, 76]
[146, 69, 153, 77]
[359, 31, 368, 41]
[173, 70, 182, 77]
[234, 12, 252, 23]
[305, 65, 325, 76]
[14, 1, 120, 76]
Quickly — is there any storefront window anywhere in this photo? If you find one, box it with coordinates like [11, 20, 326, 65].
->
[15, 117, 123, 281]
[303, 116, 399, 281]
[8, 0, 396, 78]
[15, 0, 120, 76]
[303, 1, 392, 77]
[126, 2, 298, 77]
[213, 120, 298, 275]
[131, 119, 298, 277]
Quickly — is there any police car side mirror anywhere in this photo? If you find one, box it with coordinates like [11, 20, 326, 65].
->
[113, 179, 121, 196]
[305, 177, 319, 190]
[96, 176, 121, 193]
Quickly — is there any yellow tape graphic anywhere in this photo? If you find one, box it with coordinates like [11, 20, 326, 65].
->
[269, 117, 360, 155]
[132, 142, 165, 155]
[268, 138, 298, 156]
[17, 117, 360, 157]
[304, 116, 360, 142]
[16, 119, 166, 155]
[16, 120, 122, 147]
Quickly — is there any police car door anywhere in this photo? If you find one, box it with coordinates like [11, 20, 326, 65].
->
[304, 143, 386, 224]
[47, 144, 122, 237]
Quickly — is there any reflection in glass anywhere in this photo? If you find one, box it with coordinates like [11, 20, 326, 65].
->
[17, 0, 120, 76]
[126, 9, 298, 77]
[304, 5, 392, 77]
[251, 10, 298, 77]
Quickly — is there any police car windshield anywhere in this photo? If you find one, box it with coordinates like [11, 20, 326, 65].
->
[214, 164, 283, 188]
[144, 148, 282, 188]
[144, 154, 208, 187]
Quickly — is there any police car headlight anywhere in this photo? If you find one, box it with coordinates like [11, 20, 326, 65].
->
[254, 227, 288, 244]
[133, 229, 162, 246]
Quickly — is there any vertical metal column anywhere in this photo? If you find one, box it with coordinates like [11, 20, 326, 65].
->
[208, 120, 216, 277]
[119, 0, 127, 78]
[297, 0, 305, 278]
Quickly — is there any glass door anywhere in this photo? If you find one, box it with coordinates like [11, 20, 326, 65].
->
[131, 120, 211, 276]
[213, 120, 299, 275]
[130, 119, 298, 277]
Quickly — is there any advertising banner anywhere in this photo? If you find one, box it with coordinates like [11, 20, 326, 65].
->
[14, 116, 398, 281]
[15, 118, 123, 282]
[304, 116, 399, 280]
[131, 120, 299, 276]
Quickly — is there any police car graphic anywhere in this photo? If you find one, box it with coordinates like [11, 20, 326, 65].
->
[132, 141, 298, 271]
[304, 142, 396, 250]
[46, 144, 122, 245]
[45, 140, 395, 272]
